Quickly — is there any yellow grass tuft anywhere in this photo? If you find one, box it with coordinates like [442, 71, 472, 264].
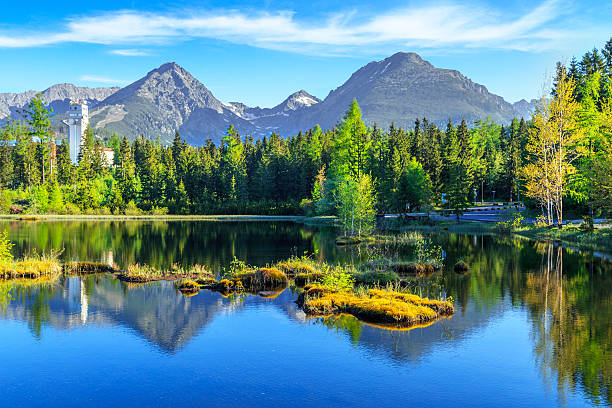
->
[0, 257, 62, 280]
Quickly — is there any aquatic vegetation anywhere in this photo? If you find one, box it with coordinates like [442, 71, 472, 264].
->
[298, 284, 454, 327]
[234, 267, 288, 290]
[413, 237, 444, 268]
[319, 267, 355, 291]
[176, 279, 200, 294]
[454, 261, 469, 273]
[195, 276, 218, 286]
[390, 262, 436, 276]
[372, 231, 424, 245]
[64, 261, 116, 274]
[275, 257, 318, 276]
[0, 256, 62, 280]
[354, 270, 399, 285]
[294, 272, 324, 286]
[117, 263, 213, 283]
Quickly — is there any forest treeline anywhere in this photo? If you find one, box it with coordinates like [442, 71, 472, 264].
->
[0, 39, 611, 229]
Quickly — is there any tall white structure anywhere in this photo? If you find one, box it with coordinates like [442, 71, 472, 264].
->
[65, 100, 89, 164]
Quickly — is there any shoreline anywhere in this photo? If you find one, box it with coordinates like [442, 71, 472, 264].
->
[0, 214, 336, 224]
[1, 214, 610, 252]
[393, 221, 612, 253]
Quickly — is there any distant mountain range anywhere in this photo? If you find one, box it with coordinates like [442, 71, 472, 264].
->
[0, 52, 536, 144]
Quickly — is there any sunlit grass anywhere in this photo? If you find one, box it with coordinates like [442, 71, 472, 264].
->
[298, 284, 454, 327]
[0, 256, 62, 280]
[117, 263, 213, 283]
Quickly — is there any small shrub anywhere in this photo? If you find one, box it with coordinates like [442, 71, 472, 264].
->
[224, 257, 251, 278]
[534, 215, 549, 228]
[0, 231, 13, 261]
[414, 237, 444, 268]
[320, 267, 355, 291]
[150, 206, 169, 215]
[299, 198, 314, 216]
[496, 212, 524, 233]
[580, 216, 594, 233]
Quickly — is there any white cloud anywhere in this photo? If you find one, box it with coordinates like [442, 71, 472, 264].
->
[109, 49, 150, 56]
[0, 1, 597, 54]
[80, 75, 128, 85]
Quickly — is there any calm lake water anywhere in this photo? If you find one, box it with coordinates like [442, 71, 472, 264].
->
[0, 220, 610, 407]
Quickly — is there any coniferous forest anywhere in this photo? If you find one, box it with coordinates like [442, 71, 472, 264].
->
[0, 39, 611, 228]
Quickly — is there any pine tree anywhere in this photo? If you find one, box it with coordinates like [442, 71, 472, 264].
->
[24, 94, 53, 185]
[0, 122, 14, 189]
[56, 142, 73, 185]
[447, 119, 473, 220]
[603, 37, 612, 75]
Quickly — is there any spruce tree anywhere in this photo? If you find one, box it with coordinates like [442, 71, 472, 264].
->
[447, 119, 473, 220]
[24, 94, 53, 185]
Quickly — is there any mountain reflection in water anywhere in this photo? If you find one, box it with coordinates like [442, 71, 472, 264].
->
[0, 220, 610, 407]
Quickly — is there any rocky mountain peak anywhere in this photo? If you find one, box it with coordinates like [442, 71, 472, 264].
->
[279, 90, 321, 112]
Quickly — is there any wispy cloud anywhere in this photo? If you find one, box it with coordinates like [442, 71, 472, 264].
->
[79, 75, 128, 85]
[0, 1, 595, 54]
[109, 49, 150, 56]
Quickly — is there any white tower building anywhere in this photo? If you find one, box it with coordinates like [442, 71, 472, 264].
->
[65, 100, 89, 164]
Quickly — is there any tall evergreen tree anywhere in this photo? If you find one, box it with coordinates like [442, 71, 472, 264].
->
[446, 119, 474, 220]
[24, 94, 53, 185]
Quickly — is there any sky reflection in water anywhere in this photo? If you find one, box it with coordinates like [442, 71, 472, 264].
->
[0, 221, 610, 407]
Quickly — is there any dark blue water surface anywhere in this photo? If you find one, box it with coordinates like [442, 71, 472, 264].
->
[0, 221, 610, 407]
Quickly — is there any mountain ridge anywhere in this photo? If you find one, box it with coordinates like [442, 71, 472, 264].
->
[1, 53, 535, 144]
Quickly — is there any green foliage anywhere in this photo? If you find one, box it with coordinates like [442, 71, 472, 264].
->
[414, 237, 444, 268]
[496, 211, 525, 233]
[0, 230, 13, 261]
[395, 158, 432, 212]
[0, 56, 610, 222]
[446, 119, 474, 218]
[320, 267, 355, 291]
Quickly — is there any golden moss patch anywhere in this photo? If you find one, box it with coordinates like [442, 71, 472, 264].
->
[232, 267, 288, 290]
[176, 279, 200, 294]
[298, 285, 453, 327]
[275, 259, 317, 276]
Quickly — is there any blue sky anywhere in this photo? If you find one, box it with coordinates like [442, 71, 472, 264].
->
[0, 0, 609, 106]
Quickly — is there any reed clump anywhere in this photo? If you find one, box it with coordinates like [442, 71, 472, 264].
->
[298, 284, 454, 327]
[64, 261, 117, 275]
[390, 262, 436, 276]
[294, 272, 324, 286]
[231, 267, 288, 290]
[275, 257, 318, 276]
[117, 263, 213, 283]
[0, 257, 62, 280]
